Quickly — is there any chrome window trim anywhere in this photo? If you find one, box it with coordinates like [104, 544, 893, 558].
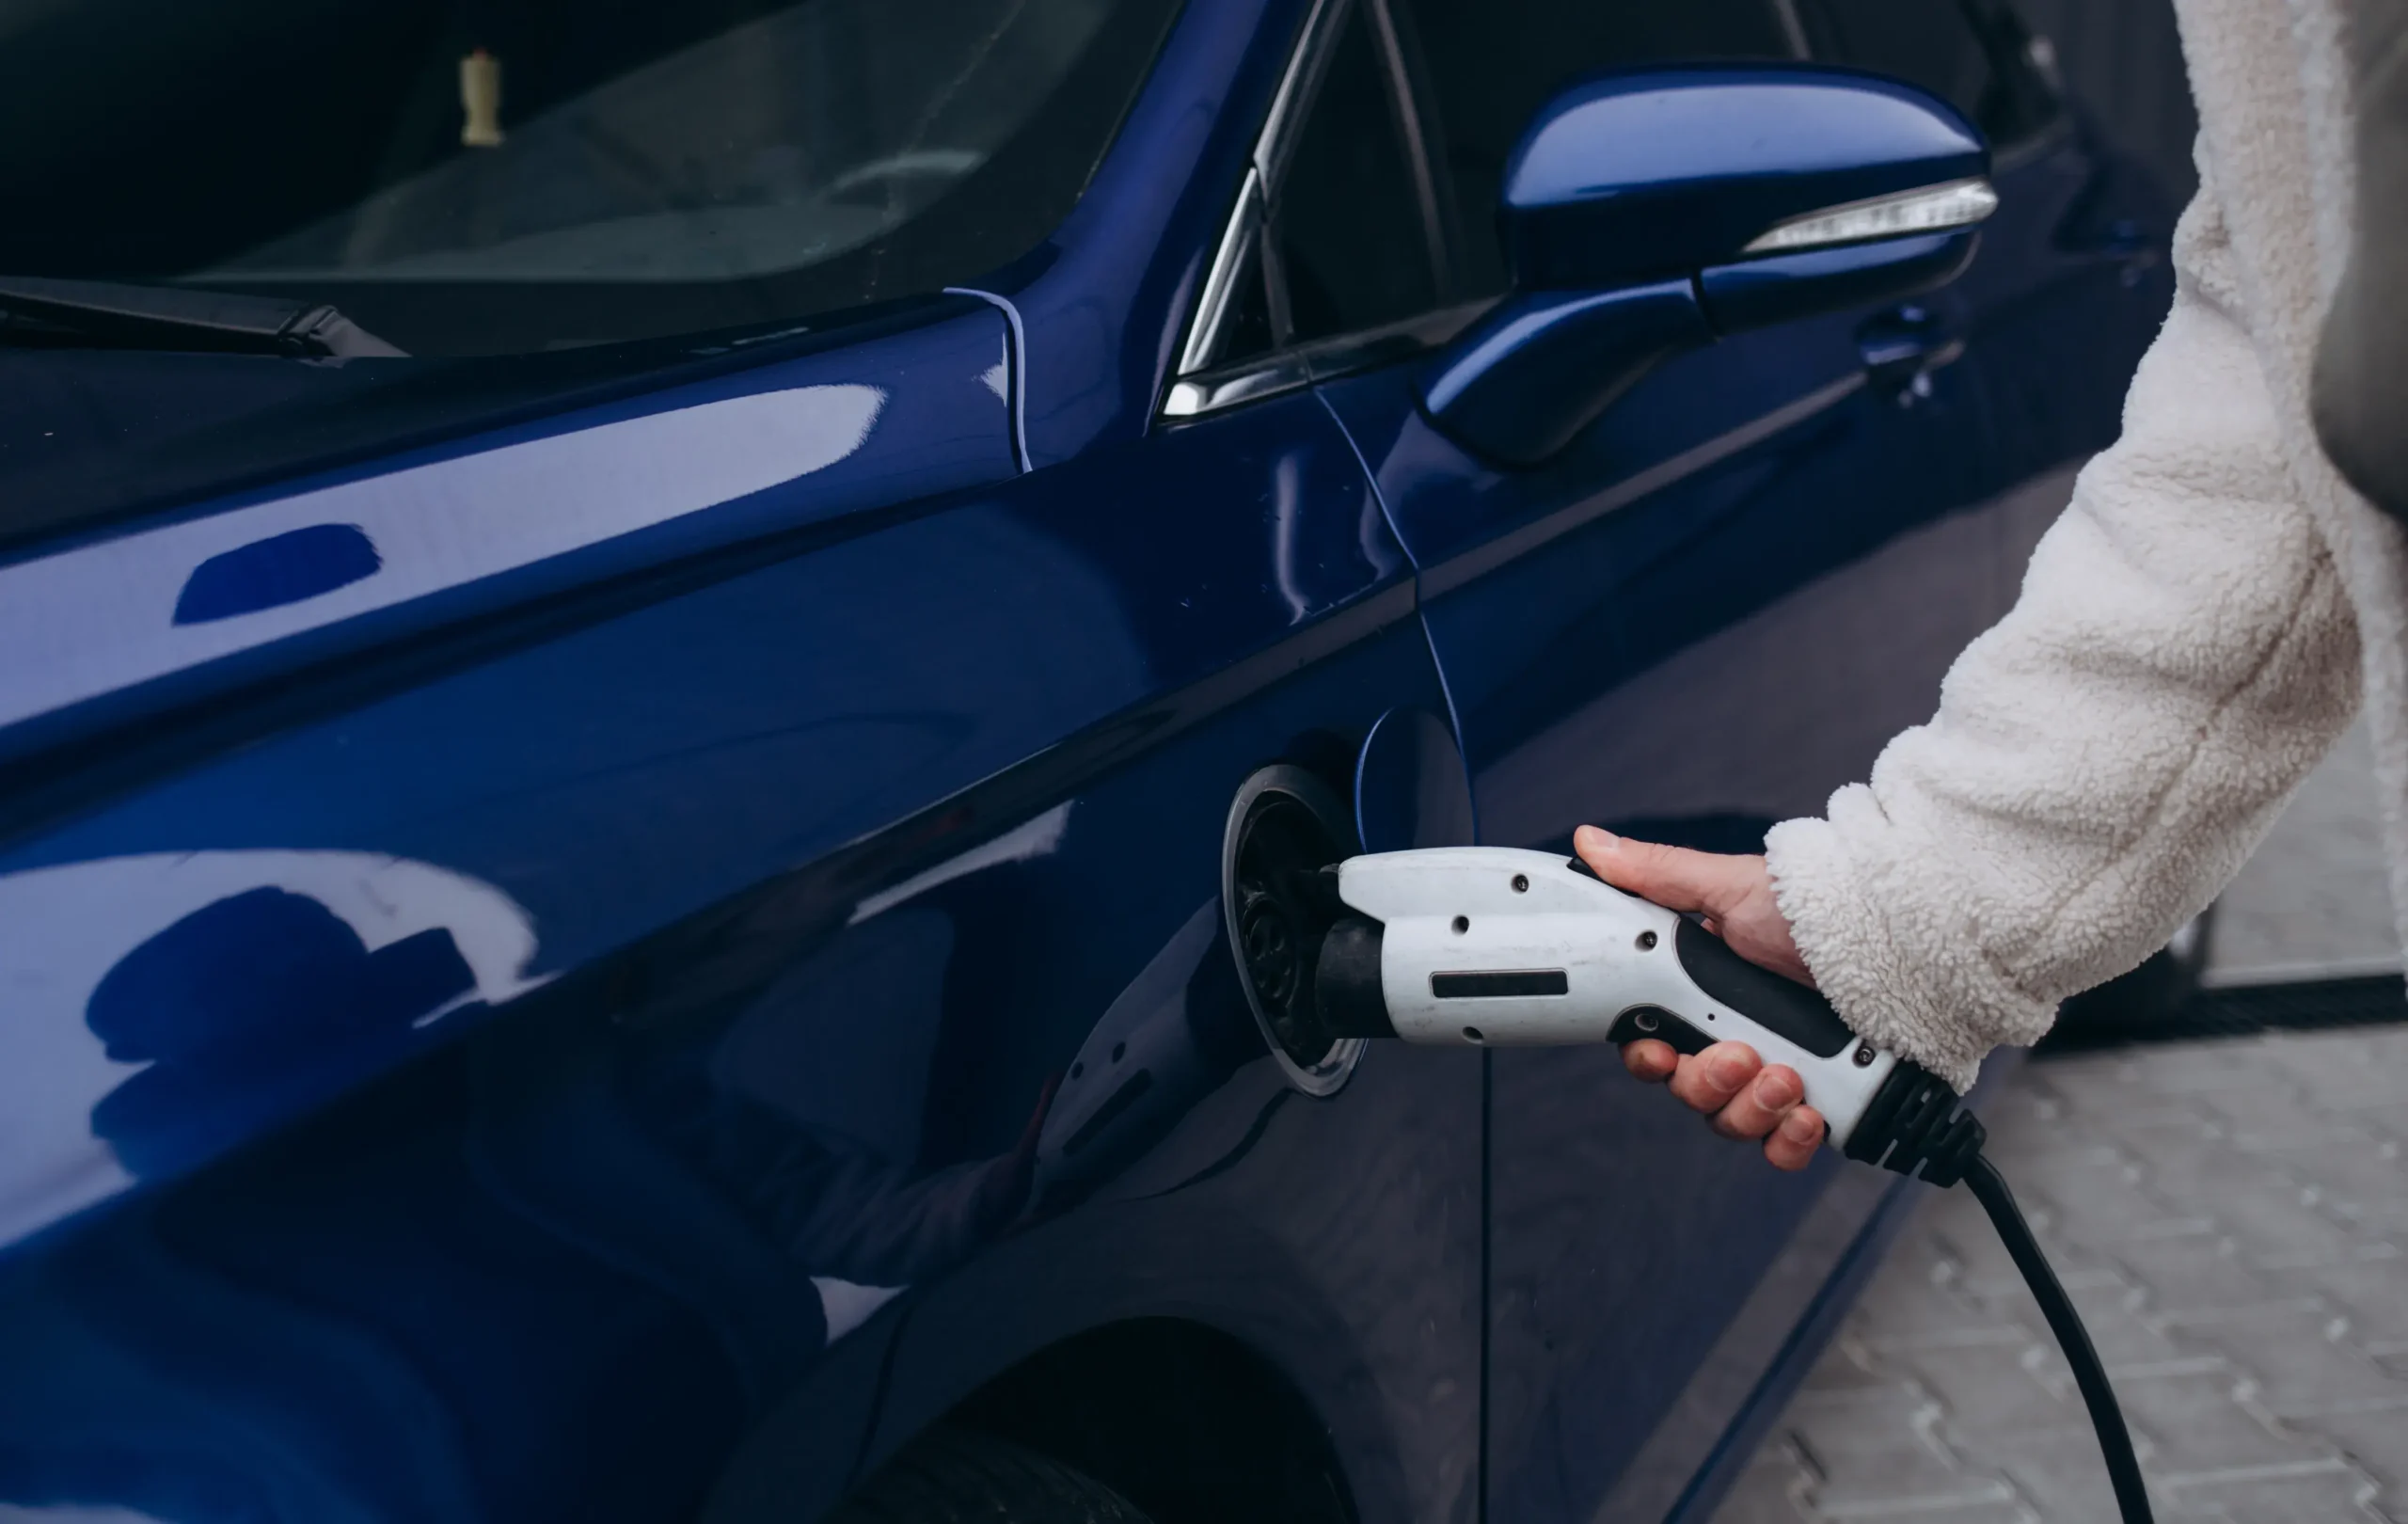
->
[1163, 351, 1315, 420]
[1177, 167, 1267, 377]
[1253, 0, 1350, 194]
[1164, 298, 1491, 421]
[1163, 0, 1451, 420]
[1172, 0, 1350, 383]
[1363, 0, 1450, 293]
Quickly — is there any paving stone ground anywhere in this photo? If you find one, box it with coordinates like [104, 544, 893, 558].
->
[1712, 1024, 2408, 1524]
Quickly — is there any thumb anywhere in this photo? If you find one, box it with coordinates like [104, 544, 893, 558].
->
[1574, 825, 1755, 921]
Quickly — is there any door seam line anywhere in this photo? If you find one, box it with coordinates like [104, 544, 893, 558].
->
[1313, 386, 1481, 844]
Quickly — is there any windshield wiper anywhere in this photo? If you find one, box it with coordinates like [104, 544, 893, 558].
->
[0, 275, 405, 358]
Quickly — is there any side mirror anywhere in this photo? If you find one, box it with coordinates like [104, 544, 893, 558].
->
[1421, 66, 1996, 466]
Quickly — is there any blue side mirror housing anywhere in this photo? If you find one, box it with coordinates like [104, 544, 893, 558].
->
[1420, 66, 1995, 467]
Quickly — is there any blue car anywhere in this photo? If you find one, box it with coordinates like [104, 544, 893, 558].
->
[0, 0, 2169, 1520]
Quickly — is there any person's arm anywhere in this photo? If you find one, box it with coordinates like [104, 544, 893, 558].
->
[1582, 177, 2364, 1161]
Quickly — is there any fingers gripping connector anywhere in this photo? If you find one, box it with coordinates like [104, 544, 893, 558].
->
[1841, 1059, 1986, 1187]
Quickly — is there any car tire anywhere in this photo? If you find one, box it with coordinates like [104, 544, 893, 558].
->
[2050, 903, 2216, 1042]
[827, 1426, 1156, 1524]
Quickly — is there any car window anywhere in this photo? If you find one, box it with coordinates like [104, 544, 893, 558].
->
[0, 0, 1183, 355]
[1795, 0, 2063, 149]
[1274, 6, 1441, 344]
[1214, 236, 1282, 365]
[1203, 2, 1441, 371]
[1399, 0, 1799, 297]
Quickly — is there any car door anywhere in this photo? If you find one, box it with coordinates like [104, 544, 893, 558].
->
[1288, 2, 2117, 1519]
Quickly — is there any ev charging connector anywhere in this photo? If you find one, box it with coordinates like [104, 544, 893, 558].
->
[1307, 847, 2155, 1524]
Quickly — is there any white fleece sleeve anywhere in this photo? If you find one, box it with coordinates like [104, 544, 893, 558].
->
[1763, 187, 2363, 1090]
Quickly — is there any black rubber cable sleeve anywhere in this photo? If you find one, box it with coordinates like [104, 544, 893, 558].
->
[1963, 1153, 2156, 1524]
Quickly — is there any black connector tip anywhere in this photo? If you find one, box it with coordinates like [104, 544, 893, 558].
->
[1314, 915, 1394, 1038]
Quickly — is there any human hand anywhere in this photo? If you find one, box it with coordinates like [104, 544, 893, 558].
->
[1619, 1036, 1828, 1170]
[1571, 824, 1826, 1170]
[1572, 825, 1811, 984]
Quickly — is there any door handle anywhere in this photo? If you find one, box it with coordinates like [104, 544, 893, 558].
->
[1855, 305, 1962, 405]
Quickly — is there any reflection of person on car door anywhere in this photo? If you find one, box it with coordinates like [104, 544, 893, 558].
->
[88, 886, 477, 1177]
[1577, 0, 2408, 1167]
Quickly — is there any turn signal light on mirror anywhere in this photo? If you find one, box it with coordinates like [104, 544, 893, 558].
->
[1743, 177, 1999, 255]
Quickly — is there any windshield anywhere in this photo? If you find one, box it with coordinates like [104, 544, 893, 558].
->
[0, 0, 1180, 355]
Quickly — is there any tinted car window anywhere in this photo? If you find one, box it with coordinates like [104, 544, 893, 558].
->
[1400, 0, 1798, 295]
[1275, 6, 1440, 343]
[1798, 0, 2063, 148]
[0, 0, 1182, 355]
[1215, 236, 1282, 363]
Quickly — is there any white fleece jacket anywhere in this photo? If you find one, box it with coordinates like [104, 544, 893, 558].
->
[1764, 0, 2408, 1090]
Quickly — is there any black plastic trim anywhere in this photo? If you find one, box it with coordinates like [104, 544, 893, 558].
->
[1431, 969, 1567, 999]
[1313, 914, 1394, 1038]
[1605, 1004, 1711, 1056]
[1673, 917, 1853, 1057]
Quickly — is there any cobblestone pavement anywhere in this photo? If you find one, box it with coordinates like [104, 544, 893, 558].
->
[1713, 1024, 2408, 1524]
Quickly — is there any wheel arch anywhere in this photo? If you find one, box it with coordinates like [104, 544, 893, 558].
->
[933, 1316, 1357, 1524]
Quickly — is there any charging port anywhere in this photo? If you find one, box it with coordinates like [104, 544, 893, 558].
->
[1222, 764, 1364, 1096]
